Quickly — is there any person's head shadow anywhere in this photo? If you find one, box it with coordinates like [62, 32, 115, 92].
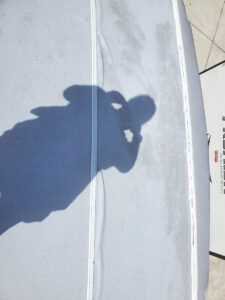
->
[0, 85, 156, 234]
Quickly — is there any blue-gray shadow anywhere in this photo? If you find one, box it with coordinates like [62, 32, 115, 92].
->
[0, 85, 156, 234]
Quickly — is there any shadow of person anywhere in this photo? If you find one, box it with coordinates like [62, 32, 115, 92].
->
[0, 85, 156, 234]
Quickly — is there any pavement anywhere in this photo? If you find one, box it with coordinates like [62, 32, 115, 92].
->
[184, 0, 225, 72]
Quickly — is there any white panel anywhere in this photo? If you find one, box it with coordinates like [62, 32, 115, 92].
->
[201, 62, 225, 257]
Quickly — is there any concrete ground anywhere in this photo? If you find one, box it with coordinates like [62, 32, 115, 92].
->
[184, 1, 225, 299]
[184, 0, 225, 72]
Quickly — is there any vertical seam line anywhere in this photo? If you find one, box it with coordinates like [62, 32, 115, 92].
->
[87, 0, 98, 299]
[171, 1, 198, 299]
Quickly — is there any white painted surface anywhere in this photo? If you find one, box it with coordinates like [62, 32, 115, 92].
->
[0, 1, 92, 299]
[0, 0, 209, 299]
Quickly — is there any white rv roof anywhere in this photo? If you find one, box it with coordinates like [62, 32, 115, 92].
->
[0, 0, 209, 299]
